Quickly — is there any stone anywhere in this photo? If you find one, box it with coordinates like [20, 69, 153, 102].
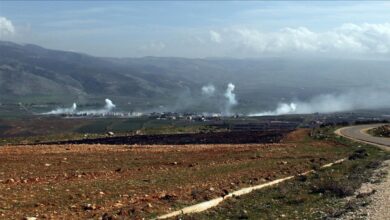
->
[83, 203, 96, 210]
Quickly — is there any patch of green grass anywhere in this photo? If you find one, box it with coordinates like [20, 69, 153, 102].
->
[0, 116, 221, 145]
[75, 120, 116, 133]
[0, 133, 108, 145]
[108, 118, 148, 132]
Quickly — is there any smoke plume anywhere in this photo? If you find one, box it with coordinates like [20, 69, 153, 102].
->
[224, 83, 238, 115]
[44, 103, 77, 115]
[249, 89, 390, 116]
[44, 99, 116, 115]
[79, 98, 116, 115]
[104, 98, 116, 111]
[201, 84, 216, 96]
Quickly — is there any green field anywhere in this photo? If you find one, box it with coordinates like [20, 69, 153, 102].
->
[0, 116, 225, 145]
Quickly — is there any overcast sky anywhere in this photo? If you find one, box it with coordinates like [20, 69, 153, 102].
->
[1, 1, 390, 58]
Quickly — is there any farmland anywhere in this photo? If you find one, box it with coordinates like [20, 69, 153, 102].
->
[0, 128, 372, 219]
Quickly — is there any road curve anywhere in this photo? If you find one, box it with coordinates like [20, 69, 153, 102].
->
[335, 124, 390, 151]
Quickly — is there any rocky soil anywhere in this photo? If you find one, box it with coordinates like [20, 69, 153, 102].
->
[341, 160, 390, 220]
[0, 129, 352, 219]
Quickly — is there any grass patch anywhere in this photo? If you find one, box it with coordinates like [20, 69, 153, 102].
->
[0, 117, 221, 145]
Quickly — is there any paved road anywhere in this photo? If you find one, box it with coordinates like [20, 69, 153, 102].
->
[336, 124, 390, 151]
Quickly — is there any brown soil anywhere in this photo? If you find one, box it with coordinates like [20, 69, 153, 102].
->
[0, 129, 351, 219]
[282, 128, 310, 142]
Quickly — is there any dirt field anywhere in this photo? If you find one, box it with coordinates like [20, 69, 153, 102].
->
[0, 129, 352, 219]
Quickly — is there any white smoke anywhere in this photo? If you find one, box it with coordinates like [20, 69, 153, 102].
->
[249, 89, 390, 116]
[224, 83, 238, 115]
[79, 98, 116, 115]
[225, 83, 237, 105]
[44, 99, 116, 115]
[201, 84, 216, 96]
[251, 103, 298, 116]
[104, 98, 116, 111]
[44, 103, 77, 115]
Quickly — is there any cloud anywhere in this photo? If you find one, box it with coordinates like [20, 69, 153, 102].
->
[211, 23, 390, 56]
[209, 30, 222, 43]
[0, 17, 15, 37]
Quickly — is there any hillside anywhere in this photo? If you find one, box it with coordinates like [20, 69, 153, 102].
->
[1, 41, 390, 113]
[0, 41, 188, 108]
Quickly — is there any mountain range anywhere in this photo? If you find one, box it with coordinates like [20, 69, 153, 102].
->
[1, 41, 389, 113]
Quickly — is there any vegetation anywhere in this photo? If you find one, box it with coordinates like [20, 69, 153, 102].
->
[188, 128, 389, 219]
[0, 116, 221, 145]
[369, 124, 390, 137]
[1, 118, 388, 219]
[3, 41, 390, 114]
[0, 128, 361, 219]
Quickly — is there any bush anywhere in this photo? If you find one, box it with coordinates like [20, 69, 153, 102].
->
[348, 149, 368, 160]
[311, 177, 356, 198]
[365, 160, 382, 169]
[296, 175, 308, 182]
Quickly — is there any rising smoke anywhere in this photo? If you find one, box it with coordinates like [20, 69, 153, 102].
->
[200, 83, 238, 115]
[104, 98, 116, 110]
[44, 103, 77, 115]
[44, 99, 116, 115]
[201, 84, 216, 96]
[78, 98, 116, 115]
[249, 89, 390, 116]
[224, 83, 238, 115]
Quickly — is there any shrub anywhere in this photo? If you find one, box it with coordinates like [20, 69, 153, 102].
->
[311, 177, 356, 197]
[348, 149, 368, 160]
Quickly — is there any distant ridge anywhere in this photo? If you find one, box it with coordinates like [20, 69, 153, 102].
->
[1, 41, 390, 112]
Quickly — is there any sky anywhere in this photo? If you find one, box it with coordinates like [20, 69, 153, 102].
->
[1, 1, 390, 58]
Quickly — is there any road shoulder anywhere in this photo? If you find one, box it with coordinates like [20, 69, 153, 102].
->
[336, 125, 390, 220]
